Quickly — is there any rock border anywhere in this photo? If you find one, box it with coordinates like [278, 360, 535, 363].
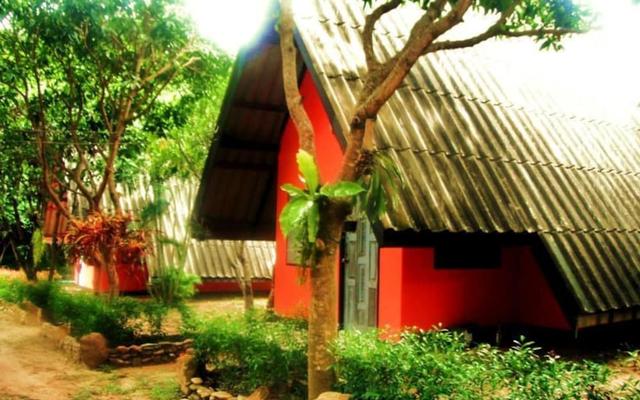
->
[108, 339, 193, 367]
[17, 300, 192, 368]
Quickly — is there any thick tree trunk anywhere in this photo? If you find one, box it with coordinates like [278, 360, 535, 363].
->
[307, 202, 347, 399]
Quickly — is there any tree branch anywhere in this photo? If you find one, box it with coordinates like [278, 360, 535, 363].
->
[362, 0, 402, 71]
[359, 0, 472, 119]
[424, 0, 584, 53]
[280, 0, 316, 156]
[340, 0, 472, 181]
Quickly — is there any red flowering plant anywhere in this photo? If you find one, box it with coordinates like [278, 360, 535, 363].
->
[65, 212, 149, 297]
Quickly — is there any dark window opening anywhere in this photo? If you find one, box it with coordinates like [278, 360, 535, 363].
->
[434, 236, 501, 269]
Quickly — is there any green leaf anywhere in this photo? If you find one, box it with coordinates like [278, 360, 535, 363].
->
[307, 201, 320, 244]
[279, 197, 313, 237]
[320, 181, 365, 198]
[296, 150, 319, 192]
[281, 183, 306, 197]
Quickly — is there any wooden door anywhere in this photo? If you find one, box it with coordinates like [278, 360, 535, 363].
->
[343, 220, 378, 330]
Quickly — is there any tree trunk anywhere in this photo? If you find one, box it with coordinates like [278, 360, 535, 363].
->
[307, 202, 346, 399]
[96, 245, 119, 299]
[48, 213, 62, 281]
[106, 257, 119, 299]
[242, 259, 254, 312]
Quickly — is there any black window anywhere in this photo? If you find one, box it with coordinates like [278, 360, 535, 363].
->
[434, 236, 501, 269]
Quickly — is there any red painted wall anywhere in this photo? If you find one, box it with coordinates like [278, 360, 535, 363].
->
[273, 73, 570, 331]
[75, 260, 148, 293]
[378, 246, 570, 331]
[274, 72, 343, 318]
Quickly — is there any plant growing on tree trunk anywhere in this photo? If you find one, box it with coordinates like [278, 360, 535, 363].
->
[278, 0, 589, 398]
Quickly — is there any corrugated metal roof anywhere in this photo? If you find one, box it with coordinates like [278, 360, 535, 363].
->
[291, 0, 640, 314]
[104, 176, 274, 280]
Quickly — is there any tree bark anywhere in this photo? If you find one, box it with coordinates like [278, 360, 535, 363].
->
[96, 245, 119, 299]
[307, 201, 347, 400]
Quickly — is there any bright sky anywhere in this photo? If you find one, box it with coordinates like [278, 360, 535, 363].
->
[181, 0, 640, 119]
[182, 0, 272, 54]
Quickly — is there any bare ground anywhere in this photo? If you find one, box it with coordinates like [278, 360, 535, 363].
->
[0, 293, 268, 400]
[0, 304, 179, 400]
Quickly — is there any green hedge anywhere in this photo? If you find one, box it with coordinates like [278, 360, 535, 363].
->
[190, 312, 307, 398]
[0, 277, 170, 344]
[332, 329, 627, 400]
[190, 317, 638, 400]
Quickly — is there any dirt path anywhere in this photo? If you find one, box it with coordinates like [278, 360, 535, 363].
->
[0, 305, 179, 400]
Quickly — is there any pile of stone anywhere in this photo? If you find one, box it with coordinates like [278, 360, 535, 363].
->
[181, 378, 269, 400]
[108, 338, 193, 366]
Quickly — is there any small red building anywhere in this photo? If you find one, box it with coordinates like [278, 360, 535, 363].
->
[194, 0, 640, 334]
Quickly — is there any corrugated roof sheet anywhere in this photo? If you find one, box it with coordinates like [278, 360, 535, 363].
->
[291, 0, 640, 314]
[111, 176, 274, 280]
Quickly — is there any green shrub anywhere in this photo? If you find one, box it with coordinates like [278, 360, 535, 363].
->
[0, 276, 171, 344]
[48, 290, 144, 343]
[148, 265, 201, 306]
[191, 312, 307, 398]
[332, 329, 617, 400]
[0, 276, 28, 303]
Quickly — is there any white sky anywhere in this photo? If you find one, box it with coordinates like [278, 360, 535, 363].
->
[181, 0, 640, 119]
[182, 0, 272, 54]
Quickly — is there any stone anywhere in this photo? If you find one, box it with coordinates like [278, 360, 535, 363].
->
[131, 357, 142, 366]
[191, 377, 203, 385]
[116, 345, 129, 353]
[210, 391, 233, 400]
[197, 387, 212, 399]
[177, 352, 198, 394]
[78, 332, 109, 369]
[130, 345, 142, 353]
[141, 343, 160, 351]
[246, 387, 269, 400]
[315, 392, 351, 400]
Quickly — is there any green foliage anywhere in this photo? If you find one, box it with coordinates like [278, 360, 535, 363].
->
[356, 151, 403, 222]
[0, 0, 230, 212]
[143, 55, 232, 182]
[191, 312, 308, 398]
[149, 380, 181, 400]
[362, 0, 591, 50]
[148, 265, 201, 307]
[0, 276, 28, 303]
[332, 329, 626, 400]
[0, 276, 172, 344]
[280, 150, 365, 266]
[31, 228, 45, 267]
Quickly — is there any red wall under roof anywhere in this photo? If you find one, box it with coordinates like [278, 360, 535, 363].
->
[273, 72, 570, 331]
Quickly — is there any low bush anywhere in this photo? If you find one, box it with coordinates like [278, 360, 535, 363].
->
[191, 311, 307, 398]
[148, 265, 201, 307]
[0, 276, 171, 344]
[332, 328, 626, 400]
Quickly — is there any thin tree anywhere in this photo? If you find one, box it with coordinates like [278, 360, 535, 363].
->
[278, 0, 590, 398]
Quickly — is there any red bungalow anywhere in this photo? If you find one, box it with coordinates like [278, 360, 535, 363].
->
[194, 0, 640, 334]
